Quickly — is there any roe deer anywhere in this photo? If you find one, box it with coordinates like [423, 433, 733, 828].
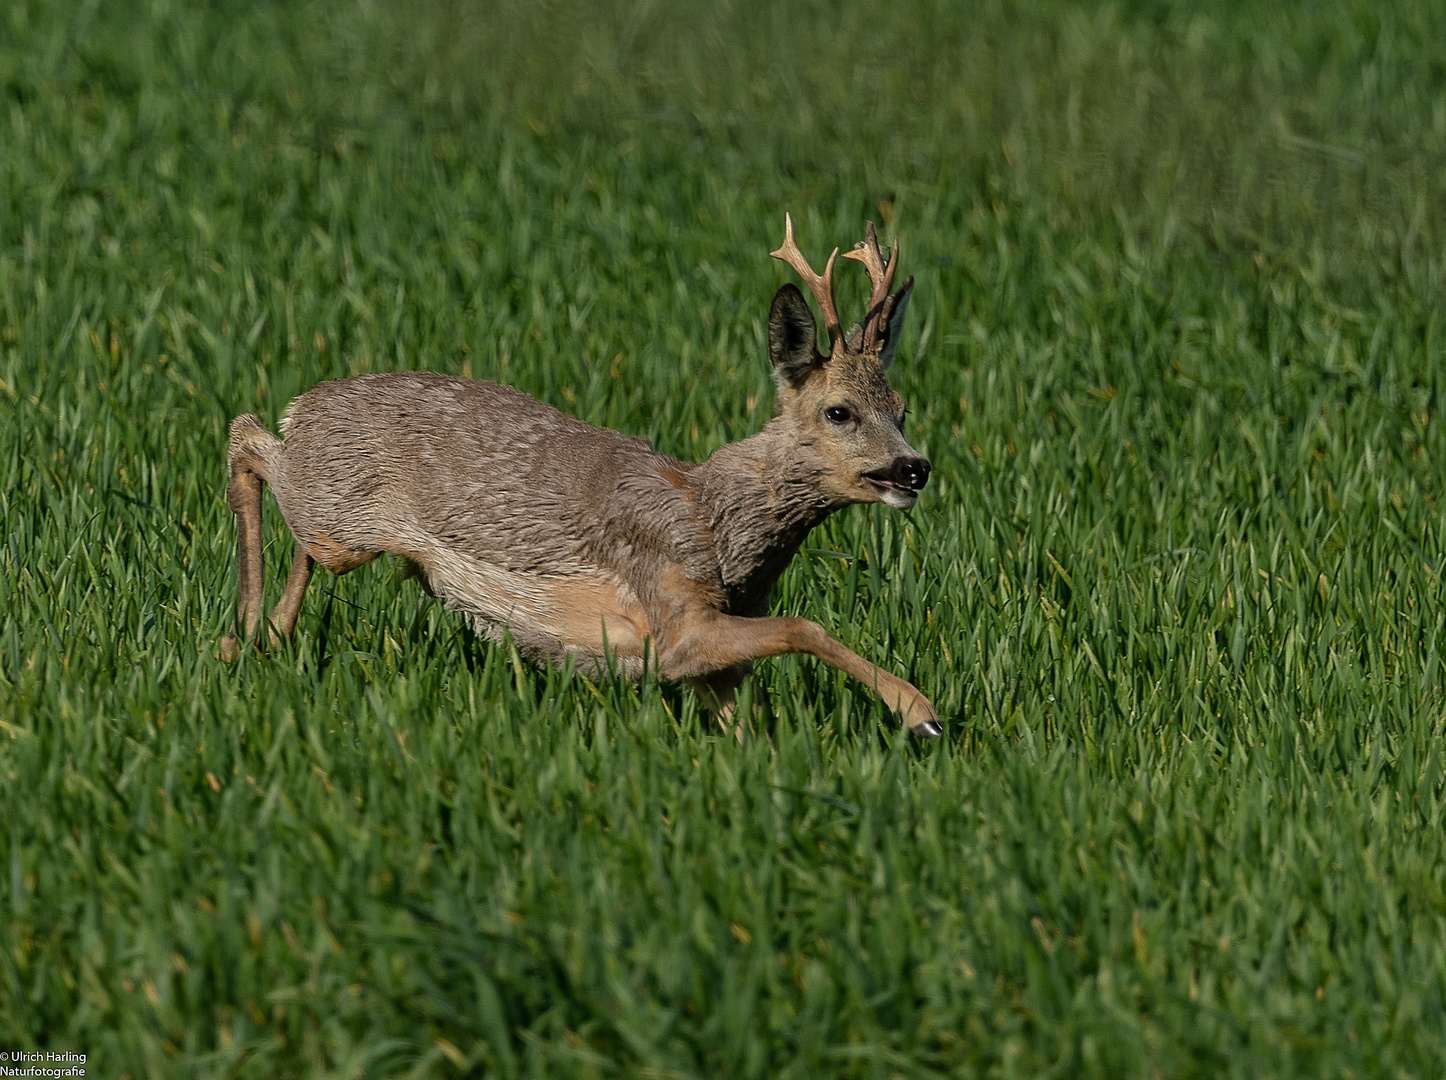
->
[220, 215, 941, 735]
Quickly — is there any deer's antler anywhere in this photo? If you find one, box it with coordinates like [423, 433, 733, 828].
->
[842, 221, 898, 312]
[841, 221, 899, 351]
[771, 213, 842, 351]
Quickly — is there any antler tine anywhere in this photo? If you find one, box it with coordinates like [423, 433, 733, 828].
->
[841, 220, 899, 317]
[771, 213, 843, 348]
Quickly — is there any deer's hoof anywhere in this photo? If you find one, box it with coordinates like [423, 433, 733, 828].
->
[912, 719, 943, 739]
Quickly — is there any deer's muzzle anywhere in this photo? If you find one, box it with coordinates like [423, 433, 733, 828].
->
[864, 456, 930, 509]
[866, 456, 931, 491]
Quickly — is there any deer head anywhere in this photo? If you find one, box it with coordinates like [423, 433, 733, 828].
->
[768, 214, 930, 510]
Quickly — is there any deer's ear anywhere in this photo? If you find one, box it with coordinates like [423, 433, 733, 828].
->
[877, 277, 914, 370]
[768, 284, 824, 387]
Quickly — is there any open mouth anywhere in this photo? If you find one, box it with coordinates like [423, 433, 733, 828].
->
[864, 474, 919, 506]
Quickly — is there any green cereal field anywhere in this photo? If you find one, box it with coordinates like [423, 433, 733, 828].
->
[3, 0, 1446, 1075]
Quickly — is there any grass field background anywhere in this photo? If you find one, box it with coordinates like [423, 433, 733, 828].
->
[3, 0, 1446, 1075]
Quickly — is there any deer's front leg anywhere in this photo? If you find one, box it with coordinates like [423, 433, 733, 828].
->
[221, 464, 266, 662]
[658, 606, 941, 738]
[687, 664, 755, 740]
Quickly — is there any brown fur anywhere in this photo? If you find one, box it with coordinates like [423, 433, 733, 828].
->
[220, 217, 941, 735]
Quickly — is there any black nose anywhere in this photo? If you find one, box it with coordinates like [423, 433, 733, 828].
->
[898, 458, 931, 490]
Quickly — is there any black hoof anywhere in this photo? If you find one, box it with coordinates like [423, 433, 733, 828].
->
[913, 719, 943, 739]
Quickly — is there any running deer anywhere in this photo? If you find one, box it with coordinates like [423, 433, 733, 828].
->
[220, 215, 941, 735]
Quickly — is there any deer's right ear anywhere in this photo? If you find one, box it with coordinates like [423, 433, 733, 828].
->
[768, 284, 823, 387]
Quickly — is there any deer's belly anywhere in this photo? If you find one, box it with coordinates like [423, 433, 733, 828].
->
[422, 546, 651, 674]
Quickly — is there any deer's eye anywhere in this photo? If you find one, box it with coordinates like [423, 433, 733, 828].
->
[824, 406, 854, 425]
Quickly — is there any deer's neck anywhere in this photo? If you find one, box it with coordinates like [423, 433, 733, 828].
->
[690, 418, 843, 610]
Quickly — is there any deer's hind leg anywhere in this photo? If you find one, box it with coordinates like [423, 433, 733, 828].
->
[220, 414, 301, 661]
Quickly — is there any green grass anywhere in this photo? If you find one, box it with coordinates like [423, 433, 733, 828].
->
[3, 0, 1446, 1075]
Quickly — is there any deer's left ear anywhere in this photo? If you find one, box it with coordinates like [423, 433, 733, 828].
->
[877, 277, 915, 370]
[768, 283, 825, 387]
